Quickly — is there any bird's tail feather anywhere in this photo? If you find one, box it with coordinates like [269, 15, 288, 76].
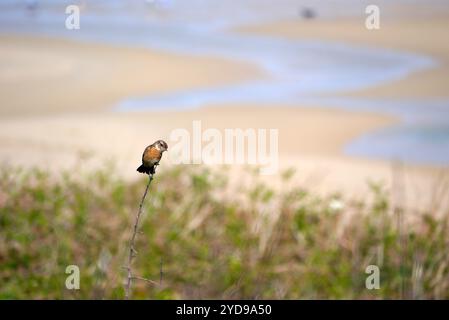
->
[137, 164, 150, 174]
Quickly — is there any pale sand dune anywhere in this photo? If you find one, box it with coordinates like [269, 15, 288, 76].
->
[0, 105, 394, 171]
[0, 35, 265, 117]
[237, 16, 449, 98]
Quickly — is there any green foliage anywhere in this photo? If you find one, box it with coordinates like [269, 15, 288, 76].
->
[1, 165, 449, 299]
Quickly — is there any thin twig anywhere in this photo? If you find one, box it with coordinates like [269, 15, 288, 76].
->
[131, 275, 159, 286]
[160, 258, 163, 286]
[392, 160, 406, 299]
[124, 174, 154, 299]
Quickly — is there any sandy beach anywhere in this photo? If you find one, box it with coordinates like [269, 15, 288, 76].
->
[0, 35, 264, 117]
[1, 11, 448, 212]
[1, 36, 395, 161]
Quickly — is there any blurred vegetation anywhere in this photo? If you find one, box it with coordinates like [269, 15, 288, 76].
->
[1, 164, 449, 299]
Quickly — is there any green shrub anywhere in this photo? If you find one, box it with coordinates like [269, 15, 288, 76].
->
[0, 165, 448, 299]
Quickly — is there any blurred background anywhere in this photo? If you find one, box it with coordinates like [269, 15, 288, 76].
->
[1, 0, 449, 299]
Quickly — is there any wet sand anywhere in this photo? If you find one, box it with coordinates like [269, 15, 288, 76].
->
[237, 16, 449, 98]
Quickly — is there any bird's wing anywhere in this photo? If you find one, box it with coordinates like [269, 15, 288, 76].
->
[142, 145, 151, 162]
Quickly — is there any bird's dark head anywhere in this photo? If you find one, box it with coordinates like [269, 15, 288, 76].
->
[155, 140, 168, 152]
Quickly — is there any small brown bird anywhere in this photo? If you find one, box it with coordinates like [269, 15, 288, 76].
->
[137, 140, 168, 175]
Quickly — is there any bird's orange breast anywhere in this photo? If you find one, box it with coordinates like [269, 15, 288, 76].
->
[143, 146, 162, 165]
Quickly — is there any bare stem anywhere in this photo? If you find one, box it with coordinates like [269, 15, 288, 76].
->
[160, 257, 163, 286]
[124, 174, 153, 299]
[131, 276, 159, 286]
[392, 160, 406, 299]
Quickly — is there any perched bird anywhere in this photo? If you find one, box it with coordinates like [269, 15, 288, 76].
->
[137, 140, 168, 175]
